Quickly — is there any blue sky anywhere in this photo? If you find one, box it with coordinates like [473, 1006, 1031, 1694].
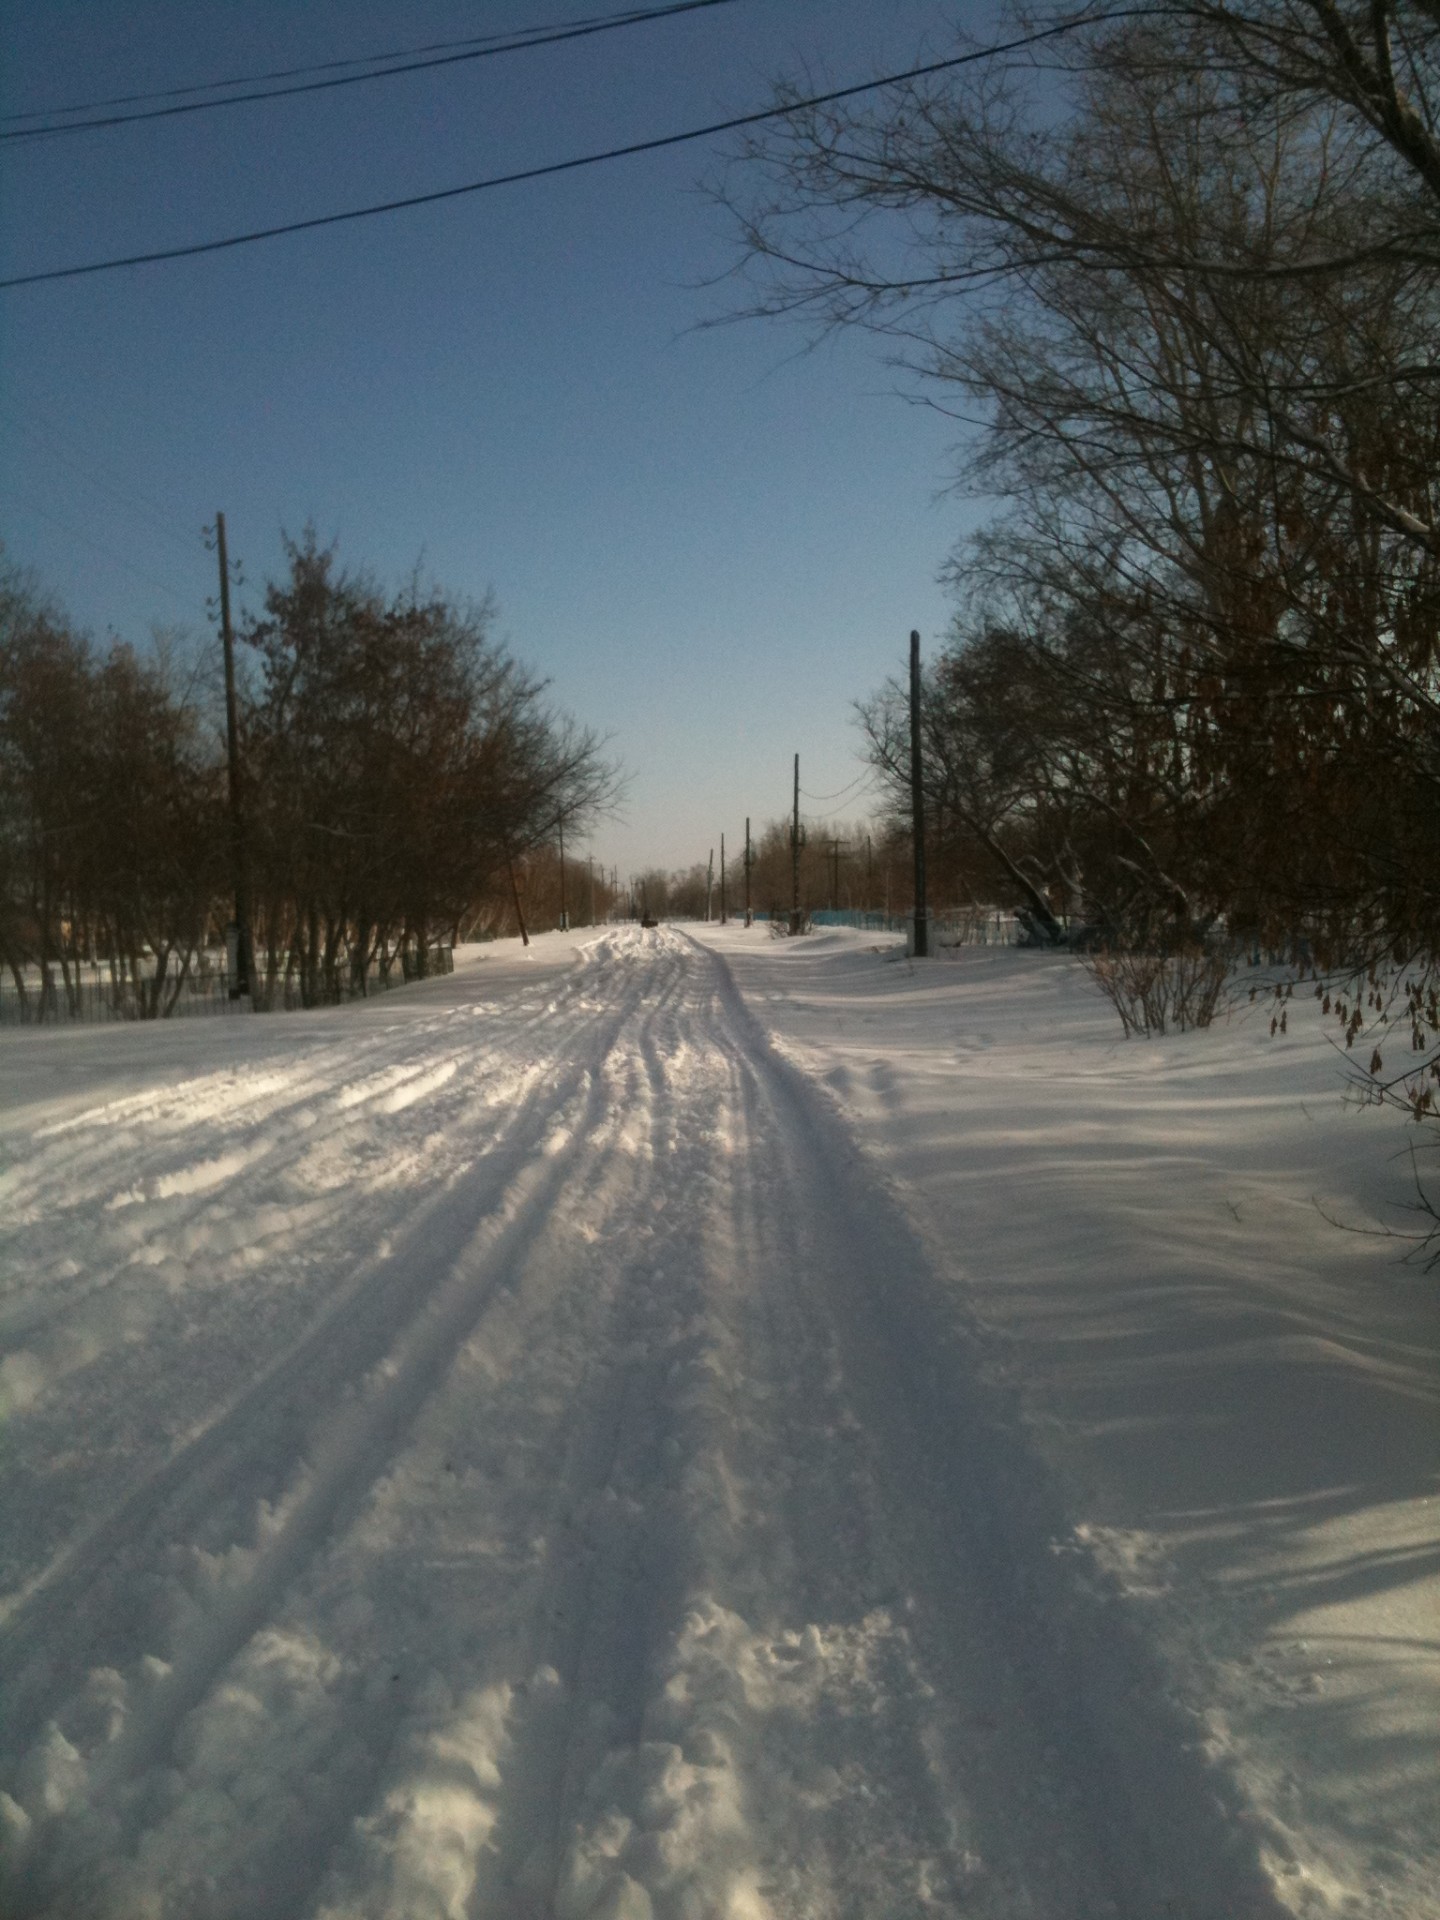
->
[0, 1, 998, 877]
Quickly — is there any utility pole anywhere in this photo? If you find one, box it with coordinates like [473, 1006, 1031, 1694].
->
[744, 816, 753, 928]
[909, 629, 928, 957]
[720, 833, 727, 924]
[790, 753, 802, 934]
[506, 845, 529, 946]
[557, 812, 568, 931]
[586, 856, 594, 927]
[215, 513, 252, 1001]
[828, 836, 842, 910]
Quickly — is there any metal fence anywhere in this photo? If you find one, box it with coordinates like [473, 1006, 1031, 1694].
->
[929, 909, 1020, 947]
[756, 907, 1020, 944]
[0, 946, 455, 1026]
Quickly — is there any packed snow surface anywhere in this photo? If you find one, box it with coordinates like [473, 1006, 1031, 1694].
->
[0, 924, 1434, 1919]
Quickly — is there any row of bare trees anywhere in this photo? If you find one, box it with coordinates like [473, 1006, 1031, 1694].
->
[0, 566, 222, 1016]
[631, 819, 902, 925]
[0, 534, 619, 1014]
[237, 533, 617, 1004]
[734, 0, 1440, 1096]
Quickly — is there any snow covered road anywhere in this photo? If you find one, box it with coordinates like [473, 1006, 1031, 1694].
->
[2, 928, 1299, 1916]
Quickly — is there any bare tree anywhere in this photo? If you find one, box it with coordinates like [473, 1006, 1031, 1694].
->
[732, 1, 1440, 979]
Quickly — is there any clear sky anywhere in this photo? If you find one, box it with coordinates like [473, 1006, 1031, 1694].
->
[0, 0, 997, 878]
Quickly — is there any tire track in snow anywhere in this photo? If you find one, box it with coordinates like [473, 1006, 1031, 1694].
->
[0, 949, 630, 1603]
[329, 935, 713, 1917]
[122, 949, 689, 1920]
[1, 938, 616, 1268]
[508, 938, 1025, 1919]
[305, 932, 770, 1920]
[408, 932, 988, 1920]
[0, 944, 670, 1791]
[248, 937, 706, 1918]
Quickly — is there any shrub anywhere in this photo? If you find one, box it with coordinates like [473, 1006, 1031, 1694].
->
[1086, 945, 1235, 1036]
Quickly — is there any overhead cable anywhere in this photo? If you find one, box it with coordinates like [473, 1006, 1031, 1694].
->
[804, 785, 881, 821]
[0, 489, 206, 614]
[0, 3, 722, 123]
[800, 770, 872, 803]
[0, 402, 206, 558]
[0, 0, 738, 142]
[0, 12, 1164, 292]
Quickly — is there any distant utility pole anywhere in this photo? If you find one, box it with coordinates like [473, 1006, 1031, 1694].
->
[586, 856, 594, 927]
[557, 812, 569, 931]
[790, 753, 802, 934]
[744, 816, 753, 927]
[706, 848, 714, 922]
[720, 833, 727, 924]
[827, 836, 843, 910]
[215, 513, 252, 1001]
[909, 629, 929, 958]
[506, 844, 530, 946]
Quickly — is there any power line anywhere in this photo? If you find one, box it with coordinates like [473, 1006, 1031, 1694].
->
[0, 0, 739, 143]
[0, 401, 205, 560]
[800, 770, 871, 803]
[0, 14, 1143, 292]
[804, 784, 881, 822]
[0, 3, 709, 122]
[0, 489, 207, 617]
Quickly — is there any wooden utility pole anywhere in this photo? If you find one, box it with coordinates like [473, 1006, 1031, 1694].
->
[828, 836, 843, 910]
[744, 816, 753, 927]
[706, 848, 714, 923]
[215, 513, 252, 1000]
[557, 812, 568, 931]
[790, 753, 802, 934]
[720, 833, 727, 924]
[909, 630, 928, 957]
[506, 846, 530, 946]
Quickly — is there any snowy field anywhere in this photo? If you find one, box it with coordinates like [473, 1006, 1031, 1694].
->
[0, 924, 1434, 1919]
